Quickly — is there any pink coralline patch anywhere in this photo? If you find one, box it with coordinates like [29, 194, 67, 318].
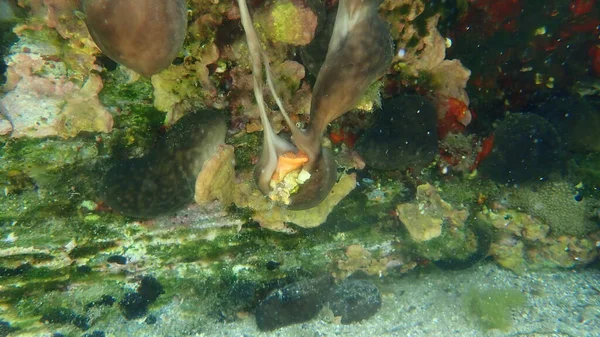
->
[16, 0, 88, 40]
[0, 41, 112, 138]
[4, 52, 76, 94]
[42, 0, 79, 29]
[55, 74, 114, 138]
[11, 0, 100, 82]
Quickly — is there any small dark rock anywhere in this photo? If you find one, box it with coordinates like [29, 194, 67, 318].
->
[265, 260, 281, 271]
[119, 276, 164, 320]
[119, 292, 148, 320]
[356, 95, 438, 171]
[145, 314, 157, 325]
[213, 276, 281, 321]
[328, 279, 382, 324]
[76, 265, 93, 274]
[0, 320, 17, 337]
[432, 224, 492, 271]
[0, 263, 31, 277]
[171, 56, 184, 66]
[40, 308, 90, 330]
[346, 270, 370, 280]
[82, 331, 105, 337]
[138, 276, 165, 302]
[107, 255, 127, 265]
[95, 54, 118, 71]
[51, 333, 65, 337]
[86, 295, 116, 309]
[255, 275, 334, 331]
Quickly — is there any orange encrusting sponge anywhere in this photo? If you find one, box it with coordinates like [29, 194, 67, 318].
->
[271, 151, 309, 182]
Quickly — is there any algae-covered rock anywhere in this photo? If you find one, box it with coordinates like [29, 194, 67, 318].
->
[527, 236, 598, 269]
[504, 181, 598, 237]
[336, 244, 392, 279]
[391, 13, 445, 77]
[55, 73, 113, 138]
[397, 202, 443, 242]
[431, 59, 471, 115]
[0, 135, 108, 223]
[328, 279, 382, 324]
[480, 208, 550, 242]
[396, 183, 468, 242]
[255, 275, 334, 330]
[396, 183, 485, 263]
[479, 206, 598, 272]
[490, 239, 527, 274]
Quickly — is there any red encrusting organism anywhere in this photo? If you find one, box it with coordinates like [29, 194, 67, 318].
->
[470, 135, 495, 171]
[570, 0, 595, 17]
[437, 97, 471, 139]
[589, 45, 600, 76]
[329, 128, 357, 148]
[460, 0, 522, 35]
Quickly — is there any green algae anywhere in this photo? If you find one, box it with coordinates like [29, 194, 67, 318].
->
[68, 241, 118, 259]
[1, 137, 100, 172]
[98, 68, 164, 157]
[322, 171, 410, 233]
[226, 131, 262, 170]
[411, 223, 479, 262]
[99, 69, 155, 108]
[464, 287, 527, 331]
[6, 277, 127, 335]
[437, 177, 500, 206]
[571, 152, 600, 190]
[0, 134, 107, 224]
[268, 1, 310, 45]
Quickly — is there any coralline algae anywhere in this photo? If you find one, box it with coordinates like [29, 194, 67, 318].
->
[0, 35, 112, 139]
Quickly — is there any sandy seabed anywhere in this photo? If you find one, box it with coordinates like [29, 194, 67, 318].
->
[89, 262, 600, 337]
